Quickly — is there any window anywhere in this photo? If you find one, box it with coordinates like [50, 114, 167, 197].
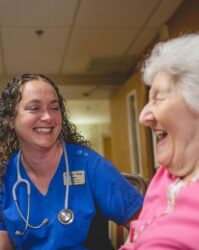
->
[127, 90, 142, 174]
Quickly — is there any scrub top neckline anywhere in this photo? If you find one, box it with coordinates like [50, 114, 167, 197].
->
[19, 152, 65, 198]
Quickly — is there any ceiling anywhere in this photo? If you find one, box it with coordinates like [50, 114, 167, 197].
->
[0, 0, 183, 123]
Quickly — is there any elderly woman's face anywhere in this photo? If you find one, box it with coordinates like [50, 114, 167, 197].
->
[139, 70, 199, 177]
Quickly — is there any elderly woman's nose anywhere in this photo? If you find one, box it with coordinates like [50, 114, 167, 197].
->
[139, 103, 154, 126]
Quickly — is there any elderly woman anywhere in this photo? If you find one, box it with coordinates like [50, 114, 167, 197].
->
[121, 33, 199, 249]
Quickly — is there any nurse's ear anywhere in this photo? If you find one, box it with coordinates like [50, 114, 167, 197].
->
[7, 117, 15, 130]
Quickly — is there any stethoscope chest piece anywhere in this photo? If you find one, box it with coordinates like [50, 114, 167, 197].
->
[58, 209, 74, 225]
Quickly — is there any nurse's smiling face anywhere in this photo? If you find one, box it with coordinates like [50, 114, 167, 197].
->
[139, 70, 199, 178]
[13, 80, 62, 150]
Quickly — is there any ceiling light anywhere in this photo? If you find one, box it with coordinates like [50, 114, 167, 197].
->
[35, 29, 44, 37]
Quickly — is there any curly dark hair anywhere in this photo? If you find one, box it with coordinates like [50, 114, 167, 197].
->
[0, 73, 91, 186]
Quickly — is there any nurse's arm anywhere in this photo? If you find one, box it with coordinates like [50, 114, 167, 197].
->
[0, 231, 14, 250]
[119, 208, 141, 245]
[122, 207, 141, 230]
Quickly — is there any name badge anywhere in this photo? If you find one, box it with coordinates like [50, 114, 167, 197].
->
[63, 171, 85, 186]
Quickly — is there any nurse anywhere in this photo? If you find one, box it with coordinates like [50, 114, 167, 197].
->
[0, 74, 143, 250]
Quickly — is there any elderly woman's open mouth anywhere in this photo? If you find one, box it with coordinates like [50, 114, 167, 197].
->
[155, 130, 168, 143]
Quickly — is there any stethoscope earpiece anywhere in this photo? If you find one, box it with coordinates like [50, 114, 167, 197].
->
[43, 218, 49, 225]
[15, 218, 48, 236]
[13, 140, 74, 236]
[15, 230, 24, 236]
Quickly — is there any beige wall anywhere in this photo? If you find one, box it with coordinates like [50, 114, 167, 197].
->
[168, 0, 199, 36]
[76, 123, 111, 156]
[109, 0, 199, 179]
[110, 72, 154, 178]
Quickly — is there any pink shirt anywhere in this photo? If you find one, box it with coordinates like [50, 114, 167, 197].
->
[121, 166, 199, 250]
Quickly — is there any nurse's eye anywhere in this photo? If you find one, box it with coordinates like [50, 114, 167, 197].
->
[26, 106, 40, 112]
[49, 105, 60, 112]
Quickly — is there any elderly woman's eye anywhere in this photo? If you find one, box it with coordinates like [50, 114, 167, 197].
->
[156, 97, 163, 101]
[155, 94, 166, 102]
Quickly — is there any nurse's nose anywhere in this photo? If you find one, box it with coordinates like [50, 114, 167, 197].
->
[139, 102, 154, 127]
[40, 109, 52, 121]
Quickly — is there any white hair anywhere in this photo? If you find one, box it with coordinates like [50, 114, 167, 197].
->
[142, 33, 199, 113]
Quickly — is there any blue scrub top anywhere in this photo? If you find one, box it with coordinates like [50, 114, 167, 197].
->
[0, 143, 143, 250]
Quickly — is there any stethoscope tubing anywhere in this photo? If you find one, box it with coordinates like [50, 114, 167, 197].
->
[12, 140, 72, 235]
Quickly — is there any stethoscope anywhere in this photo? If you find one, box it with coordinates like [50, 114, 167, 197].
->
[12, 140, 74, 236]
